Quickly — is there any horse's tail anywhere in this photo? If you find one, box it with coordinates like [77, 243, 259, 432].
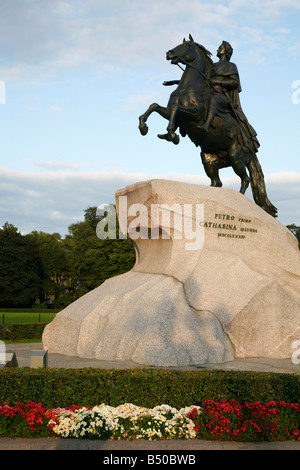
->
[247, 155, 278, 218]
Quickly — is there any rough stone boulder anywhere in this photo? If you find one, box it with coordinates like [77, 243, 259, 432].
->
[43, 179, 300, 366]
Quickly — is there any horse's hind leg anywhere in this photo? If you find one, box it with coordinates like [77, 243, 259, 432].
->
[201, 152, 223, 187]
[228, 145, 251, 194]
[138, 103, 170, 136]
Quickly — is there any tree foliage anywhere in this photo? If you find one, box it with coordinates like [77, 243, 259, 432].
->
[0, 223, 42, 308]
[29, 231, 69, 304]
[0, 206, 136, 308]
[65, 206, 136, 298]
[2, 207, 297, 309]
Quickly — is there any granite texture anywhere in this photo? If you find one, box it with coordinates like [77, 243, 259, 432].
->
[43, 179, 300, 366]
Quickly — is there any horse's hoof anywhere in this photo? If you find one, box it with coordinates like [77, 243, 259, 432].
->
[139, 123, 148, 136]
[210, 181, 222, 188]
[157, 133, 171, 141]
[239, 178, 251, 195]
[171, 133, 180, 145]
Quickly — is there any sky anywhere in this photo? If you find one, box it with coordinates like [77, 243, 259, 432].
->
[0, 0, 300, 237]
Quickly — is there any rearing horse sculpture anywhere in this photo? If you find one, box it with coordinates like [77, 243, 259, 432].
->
[138, 35, 277, 218]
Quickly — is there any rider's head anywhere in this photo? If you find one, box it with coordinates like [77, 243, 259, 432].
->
[218, 41, 233, 60]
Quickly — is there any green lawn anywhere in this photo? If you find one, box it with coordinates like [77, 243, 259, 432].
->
[0, 311, 56, 325]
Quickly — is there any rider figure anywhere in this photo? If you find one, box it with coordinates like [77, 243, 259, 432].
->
[163, 40, 259, 154]
[199, 41, 260, 154]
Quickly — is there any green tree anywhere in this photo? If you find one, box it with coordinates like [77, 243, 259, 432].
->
[0, 223, 42, 308]
[66, 206, 136, 298]
[29, 231, 70, 304]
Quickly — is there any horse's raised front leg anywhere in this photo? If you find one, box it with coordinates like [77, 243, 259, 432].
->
[166, 103, 181, 144]
[138, 103, 170, 136]
[166, 103, 200, 145]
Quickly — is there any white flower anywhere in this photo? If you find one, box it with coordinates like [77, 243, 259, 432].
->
[50, 403, 200, 440]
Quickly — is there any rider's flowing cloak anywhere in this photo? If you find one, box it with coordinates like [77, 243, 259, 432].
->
[213, 60, 260, 154]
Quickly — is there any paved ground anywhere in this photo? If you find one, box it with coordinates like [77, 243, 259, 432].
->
[1, 342, 299, 451]
[0, 437, 299, 450]
[5, 342, 300, 373]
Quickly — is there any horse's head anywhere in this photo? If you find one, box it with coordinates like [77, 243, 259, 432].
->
[167, 34, 213, 72]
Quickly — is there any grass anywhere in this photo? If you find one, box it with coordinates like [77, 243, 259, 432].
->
[0, 311, 56, 325]
[0, 310, 57, 343]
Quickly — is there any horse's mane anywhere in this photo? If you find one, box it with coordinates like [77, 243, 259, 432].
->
[194, 43, 214, 76]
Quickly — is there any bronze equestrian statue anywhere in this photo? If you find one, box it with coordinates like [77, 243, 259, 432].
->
[138, 35, 277, 218]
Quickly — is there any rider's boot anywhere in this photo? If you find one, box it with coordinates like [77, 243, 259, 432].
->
[158, 132, 180, 145]
[198, 122, 210, 133]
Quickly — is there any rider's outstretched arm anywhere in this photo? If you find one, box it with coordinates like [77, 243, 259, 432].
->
[163, 80, 180, 86]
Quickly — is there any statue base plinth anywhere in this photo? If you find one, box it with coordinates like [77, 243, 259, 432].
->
[43, 179, 300, 366]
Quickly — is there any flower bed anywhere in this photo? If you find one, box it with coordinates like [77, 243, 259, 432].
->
[0, 400, 299, 441]
[188, 400, 300, 442]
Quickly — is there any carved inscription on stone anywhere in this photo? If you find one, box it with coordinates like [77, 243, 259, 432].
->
[199, 213, 258, 239]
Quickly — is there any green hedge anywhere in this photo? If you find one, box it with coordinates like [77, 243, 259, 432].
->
[0, 368, 298, 409]
[0, 323, 47, 341]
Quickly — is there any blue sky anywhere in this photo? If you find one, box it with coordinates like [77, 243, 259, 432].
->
[0, 0, 299, 236]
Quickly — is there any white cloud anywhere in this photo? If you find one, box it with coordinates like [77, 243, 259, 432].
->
[266, 171, 300, 184]
[35, 160, 81, 171]
[0, 1, 299, 237]
[0, 0, 299, 82]
[0, 168, 299, 236]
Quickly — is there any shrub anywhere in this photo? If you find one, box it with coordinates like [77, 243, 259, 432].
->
[0, 368, 298, 409]
[0, 323, 47, 341]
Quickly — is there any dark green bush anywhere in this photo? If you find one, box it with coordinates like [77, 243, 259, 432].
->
[0, 368, 298, 409]
[0, 323, 47, 341]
